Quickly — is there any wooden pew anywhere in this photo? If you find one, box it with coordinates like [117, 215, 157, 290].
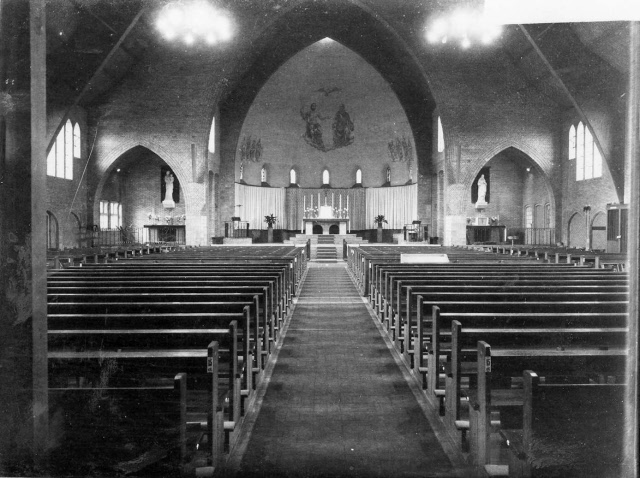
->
[468, 341, 626, 472]
[49, 323, 242, 447]
[48, 373, 188, 477]
[500, 371, 625, 478]
[441, 317, 626, 432]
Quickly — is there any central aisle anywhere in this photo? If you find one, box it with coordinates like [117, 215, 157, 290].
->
[233, 263, 462, 478]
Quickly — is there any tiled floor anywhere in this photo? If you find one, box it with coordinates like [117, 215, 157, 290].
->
[229, 263, 467, 478]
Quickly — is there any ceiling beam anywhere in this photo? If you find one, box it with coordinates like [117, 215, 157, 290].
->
[48, 4, 148, 153]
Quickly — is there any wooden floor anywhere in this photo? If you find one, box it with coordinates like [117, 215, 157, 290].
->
[228, 263, 471, 478]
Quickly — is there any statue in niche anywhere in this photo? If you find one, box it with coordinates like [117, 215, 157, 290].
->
[163, 170, 176, 209]
[477, 174, 487, 205]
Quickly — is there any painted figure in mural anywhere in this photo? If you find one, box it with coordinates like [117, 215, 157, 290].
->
[164, 171, 174, 201]
[300, 103, 329, 151]
[477, 174, 487, 203]
[332, 104, 354, 147]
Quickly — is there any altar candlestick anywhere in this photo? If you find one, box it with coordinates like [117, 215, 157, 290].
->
[347, 195, 349, 215]
[339, 194, 342, 211]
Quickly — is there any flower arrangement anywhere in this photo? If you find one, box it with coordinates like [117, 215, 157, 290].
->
[374, 215, 387, 227]
[264, 214, 277, 228]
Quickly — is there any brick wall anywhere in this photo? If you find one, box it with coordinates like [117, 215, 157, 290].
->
[235, 39, 415, 189]
[79, 1, 622, 245]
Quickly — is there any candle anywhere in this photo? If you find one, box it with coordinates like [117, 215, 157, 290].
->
[347, 195, 349, 214]
[339, 194, 342, 211]
[304, 195, 306, 217]
[318, 192, 320, 207]
[332, 193, 334, 209]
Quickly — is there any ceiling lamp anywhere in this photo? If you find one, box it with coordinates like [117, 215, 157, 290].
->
[425, 6, 502, 48]
[156, 1, 233, 45]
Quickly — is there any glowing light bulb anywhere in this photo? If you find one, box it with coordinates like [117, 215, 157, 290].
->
[184, 33, 195, 45]
[461, 37, 470, 49]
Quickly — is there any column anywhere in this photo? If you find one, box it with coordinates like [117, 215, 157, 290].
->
[0, 0, 48, 469]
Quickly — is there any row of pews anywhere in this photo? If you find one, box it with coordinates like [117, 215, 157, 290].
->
[347, 245, 627, 478]
[47, 244, 176, 269]
[457, 244, 628, 271]
[47, 245, 307, 476]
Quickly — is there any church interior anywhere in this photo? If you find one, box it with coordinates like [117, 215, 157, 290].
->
[1, 0, 638, 477]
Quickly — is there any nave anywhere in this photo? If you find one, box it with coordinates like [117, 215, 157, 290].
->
[230, 263, 467, 478]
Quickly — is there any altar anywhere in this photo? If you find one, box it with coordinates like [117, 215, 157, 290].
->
[303, 205, 349, 235]
[303, 218, 349, 235]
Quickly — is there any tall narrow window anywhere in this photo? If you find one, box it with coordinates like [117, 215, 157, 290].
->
[47, 147, 56, 176]
[322, 169, 330, 185]
[207, 117, 216, 153]
[355, 168, 362, 184]
[47, 120, 75, 180]
[576, 122, 585, 180]
[261, 166, 267, 183]
[56, 129, 65, 178]
[593, 147, 603, 178]
[544, 204, 551, 228]
[568, 124, 576, 159]
[584, 127, 594, 180]
[64, 120, 73, 179]
[437, 116, 445, 153]
[73, 123, 81, 158]
[99, 201, 109, 229]
[524, 206, 533, 228]
[573, 121, 603, 181]
[289, 168, 297, 184]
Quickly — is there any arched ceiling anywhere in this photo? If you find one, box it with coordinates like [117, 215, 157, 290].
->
[219, 0, 436, 174]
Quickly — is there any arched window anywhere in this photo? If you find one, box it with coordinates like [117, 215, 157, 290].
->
[437, 116, 445, 153]
[73, 123, 81, 158]
[355, 168, 362, 184]
[576, 122, 585, 180]
[322, 169, 330, 185]
[261, 166, 267, 183]
[573, 121, 603, 181]
[207, 117, 215, 153]
[584, 127, 594, 180]
[544, 203, 551, 228]
[64, 120, 73, 179]
[524, 206, 533, 228]
[568, 124, 576, 160]
[46, 211, 59, 250]
[47, 120, 74, 180]
[289, 168, 297, 184]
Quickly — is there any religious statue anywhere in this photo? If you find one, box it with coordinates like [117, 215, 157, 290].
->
[332, 104, 354, 148]
[163, 171, 176, 209]
[300, 103, 329, 151]
[476, 174, 487, 206]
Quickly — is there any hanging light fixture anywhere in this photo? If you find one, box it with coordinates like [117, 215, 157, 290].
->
[425, 5, 502, 48]
[156, 1, 233, 45]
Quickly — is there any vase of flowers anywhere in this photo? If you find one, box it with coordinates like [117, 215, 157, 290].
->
[264, 214, 277, 243]
[374, 215, 387, 243]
